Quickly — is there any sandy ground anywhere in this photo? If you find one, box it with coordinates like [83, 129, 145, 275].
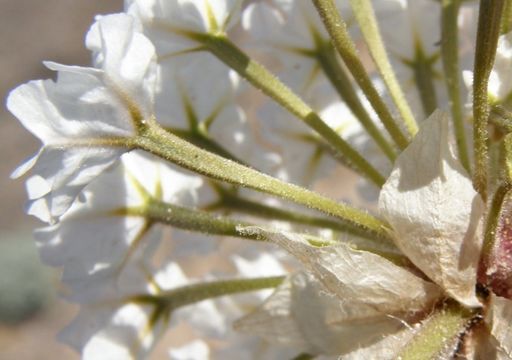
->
[0, 1, 122, 359]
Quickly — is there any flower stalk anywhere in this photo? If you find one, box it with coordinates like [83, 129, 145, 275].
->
[348, 0, 418, 137]
[313, 0, 411, 150]
[167, 30, 387, 186]
[311, 37, 397, 161]
[397, 301, 475, 360]
[473, 0, 505, 201]
[132, 275, 285, 315]
[133, 121, 392, 242]
[441, 0, 471, 173]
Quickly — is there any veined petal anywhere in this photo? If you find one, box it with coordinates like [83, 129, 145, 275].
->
[249, 228, 442, 315]
[379, 110, 484, 307]
[236, 272, 404, 356]
[341, 327, 418, 360]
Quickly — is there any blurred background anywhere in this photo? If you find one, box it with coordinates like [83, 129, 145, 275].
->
[0, 1, 122, 359]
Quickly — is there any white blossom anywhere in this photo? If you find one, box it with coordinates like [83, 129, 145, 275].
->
[34, 151, 202, 302]
[7, 13, 157, 222]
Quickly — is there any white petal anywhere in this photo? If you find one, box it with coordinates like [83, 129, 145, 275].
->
[379, 110, 484, 307]
[168, 340, 210, 360]
[86, 13, 156, 117]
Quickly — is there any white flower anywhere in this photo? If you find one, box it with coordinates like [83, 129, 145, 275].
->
[60, 261, 188, 360]
[7, 13, 156, 222]
[34, 150, 202, 302]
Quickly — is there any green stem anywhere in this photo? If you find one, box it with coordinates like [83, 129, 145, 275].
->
[167, 127, 247, 166]
[133, 276, 285, 311]
[348, 0, 418, 137]
[480, 183, 512, 269]
[315, 42, 397, 161]
[312, 0, 410, 150]
[503, 132, 512, 180]
[133, 122, 392, 242]
[142, 200, 261, 241]
[291, 354, 314, 360]
[501, 0, 512, 34]
[490, 105, 512, 133]
[207, 187, 387, 241]
[441, 0, 471, 174]
[406, 43, 439, 118]
[397, 301, 474, 360]
[473, 0, 505, 201]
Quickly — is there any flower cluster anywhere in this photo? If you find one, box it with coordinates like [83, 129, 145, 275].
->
[7, 0, 512, 359]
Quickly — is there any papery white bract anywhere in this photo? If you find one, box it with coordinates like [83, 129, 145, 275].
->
[8, 13, 157, 222]
[235, 271, 406, 357]
[379, 110, 484, 307]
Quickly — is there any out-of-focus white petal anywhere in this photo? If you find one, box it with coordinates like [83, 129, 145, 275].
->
[127, 0, 242, 54]
[34, 151, 202, 301]
[60, 261, 187, 360]
[168, 340, 210, 360]
[379, 110, 484, 307]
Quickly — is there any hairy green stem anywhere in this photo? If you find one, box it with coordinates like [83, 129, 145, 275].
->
[473, 0, 505, 201]
[206, 187, 386, 241]
[167, 127, 247, 166]
[501, 0, 512, 33]
[405, 43, 439, 118]
[480, 183, 512, 269]
[314, 42, 397, 161]
[140, 200, 261, 241]
[133, 276, 285, 311]
[134, 122, 392, 242]
[197, 34, 385, 186]
[441, 0, 471, 173]
[349, 0, 418, 136]
[397, 301, 474, 360]
[491, 106, 512, 133]
[312, 0, 410, 150]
